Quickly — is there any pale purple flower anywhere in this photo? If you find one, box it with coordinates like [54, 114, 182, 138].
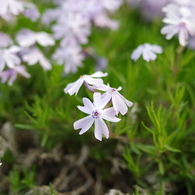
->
[187, 36, 195, 49]
[64, 71, 108, 96]
[95, 57, 108, 71]
[102, 0, 123, 12]
[0, 65, 30, 86]
[16, 29, 55, 48]
[23, 3, 40, 22]
[0, 0, 25, 16]
[161, 4, 195, 46]
[22, 47, 52, 70]
[52, 45, 85, 74]
[171, 0, 195, 7]
[131, 43, 163, 62]
[41, 8, 62, 25]
[95, 84, 133, 115]
[93, 12, 119, 30]
[74, 92, 121, 141]
[0, 32, 13, 48]
[0, 46, 21, 71]
[52, 13, 91, 45]
[127, 0, 168, 21]
[0, 12, 14, 22]
[140, 0, 168, 21]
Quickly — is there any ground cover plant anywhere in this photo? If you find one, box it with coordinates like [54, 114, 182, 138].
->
[1, 0, 195, 195]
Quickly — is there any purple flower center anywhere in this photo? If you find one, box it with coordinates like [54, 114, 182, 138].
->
[92, 110, 101, 119]
[109, 88, 117, 93]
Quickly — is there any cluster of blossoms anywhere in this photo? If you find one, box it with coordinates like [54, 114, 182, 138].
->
[127, 0, 195, 47]
[0, 0, 40, 22]
[161, 1, 195, 46]
[42, 0, 123, 74]
[129, 0, 195, 63]
[64, 71, 133, 141]
[0, 0, 55, 85]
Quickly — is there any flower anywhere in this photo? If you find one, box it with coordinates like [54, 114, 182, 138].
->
[16, 29, 55, 47]
[0, 46, 21, 71]
[23, 3, 40, 22]
[93, 12, 119, 30]
[22, 47, 52, 70]
[131, 43, 163, 62]
[95, 84, 133, 115]
[127, 0, 168, 21]
[41, 8, 63, 25]
[64, 71, 108, 96]
[52, 44, 85, 74]
[161, 4, 195, 46]
[0, 32, 13, 48]
[0, 65, 30, 85]
[0, 0, 25, 16]
[74, 92, 120, 141]
[52, 13, 91, 45]
[102, 0, 123, 12]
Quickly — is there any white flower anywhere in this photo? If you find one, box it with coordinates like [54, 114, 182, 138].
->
[74, 92, 120, 141]
[0, 32, 13, 48]
[0, 46, 21, 71]
[22, 48, 52, 70]
[0, 0, 25, 16]
[161, 4, 195, 46]
[131, 43, 163, 62]
[16, 29, 55, 48]
[95, 84, 133, 115]
[64, 71, 108, 96]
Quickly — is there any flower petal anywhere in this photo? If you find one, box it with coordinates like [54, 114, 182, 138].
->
[64, 78, 83, 95]
[119, 94, 133, 107]
[101, 107, 121, 122]
[73, 115, 94, 135]
[94, 118, 109, 141]
[89, 71, 108, 78]
[131, 46, 143, 61]
[112, 93, 128, 115]
[0, 55, 5, 72]
[78, 97, 94, 115]
[84, 77, 104, 86]
[82, 97, 94, 110]
[142, 49, 156, 62]
[93, 92, 102, 109]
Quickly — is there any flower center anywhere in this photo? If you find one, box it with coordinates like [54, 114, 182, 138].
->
[92, 110, 101, 119]
[110, 88, 117, 94]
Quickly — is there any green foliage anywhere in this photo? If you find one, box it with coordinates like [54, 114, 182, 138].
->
[9, 166, 35, 194]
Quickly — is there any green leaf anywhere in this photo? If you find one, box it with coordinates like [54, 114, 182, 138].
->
[141, 122, 153, 133]
[137, 144, 157, 155]
[158, 161, 164, 175]
[164, 144, 181, 153]
[41, 133, 49, 147]
[14, 124, 36, 130]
